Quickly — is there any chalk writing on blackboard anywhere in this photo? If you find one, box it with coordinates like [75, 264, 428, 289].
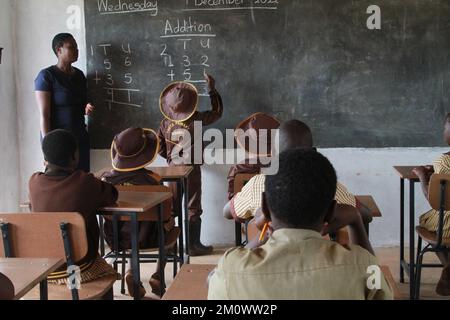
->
[97, 0, 158, 16]
[104, 87, 143, 109]
[90, 43, 143, 110]
[160, 17, 215, 96]
[183, 0, 278, 11]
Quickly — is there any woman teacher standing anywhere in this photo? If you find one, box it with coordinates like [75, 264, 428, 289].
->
[35, 33, 94, 172]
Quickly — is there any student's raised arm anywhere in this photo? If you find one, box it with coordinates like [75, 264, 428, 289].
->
[200, 74, 223, 126]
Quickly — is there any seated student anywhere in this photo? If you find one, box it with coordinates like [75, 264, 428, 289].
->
[101, 128, 180, 298]
[227, 113, 280, 200]
[413, 113, 450, 296]
[209, 149, 393, 300]
[223, 120, 372, 227]
[29, 129, 119, 293]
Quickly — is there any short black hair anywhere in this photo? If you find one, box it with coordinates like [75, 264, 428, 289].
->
[279, 120, 313, 153]
[445, 113, 450, 123]
[52, 33, 74, 55]
[42, 130, 78, 167]
[265, 149, 337, 227]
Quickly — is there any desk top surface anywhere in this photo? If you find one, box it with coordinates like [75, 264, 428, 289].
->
[99, 191, 172, 213]
[393, 166, 420, 180]
[95, 166, 193, 180]
[0, 258, 64, 300]
[163, 264, 216, 300]
[355, 195, 382, 218]
[162, 264, 399, 300]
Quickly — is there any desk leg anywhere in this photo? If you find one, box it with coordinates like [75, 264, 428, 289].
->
[183, 177, 190, 264]
[400, 178, 405, 283]
[130, 213, 141, 301]
[158, 203, 166, 297]
[39, 279, 48, 300]
[177, 180, 185, 267]
[409, 180, 416, 300]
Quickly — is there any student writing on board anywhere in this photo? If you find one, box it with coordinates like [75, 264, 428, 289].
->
[35, 33, 94, 172]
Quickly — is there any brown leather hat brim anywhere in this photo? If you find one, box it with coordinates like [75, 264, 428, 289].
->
[111, 129, 160, 172]
[235, 113, 280, 157]
[160, 82, 198, 122]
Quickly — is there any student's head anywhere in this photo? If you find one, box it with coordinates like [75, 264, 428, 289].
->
[264, 148, 337, 231]
[42, 129, 79, 169]
[52, 33, 78, 63]
[278, 120, 314, 153]
[111, 128, 159, 172]
[444, 113, 450, 145]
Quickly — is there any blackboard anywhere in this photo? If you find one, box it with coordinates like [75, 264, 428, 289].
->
[85, 0, 450, 149]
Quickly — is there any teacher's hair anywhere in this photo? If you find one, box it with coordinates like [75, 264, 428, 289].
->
[52, 33, 74, 55]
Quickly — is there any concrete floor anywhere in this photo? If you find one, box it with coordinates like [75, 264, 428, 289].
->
[112, 246, 450, 300]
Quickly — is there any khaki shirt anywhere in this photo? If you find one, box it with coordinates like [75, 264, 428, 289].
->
[231, 174, 356, 221]
[208, 229, 393, 300]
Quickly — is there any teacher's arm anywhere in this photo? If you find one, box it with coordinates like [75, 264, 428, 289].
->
[35, 91, 52, 136]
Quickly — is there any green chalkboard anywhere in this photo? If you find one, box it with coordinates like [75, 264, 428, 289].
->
[85, 0, 450, 148]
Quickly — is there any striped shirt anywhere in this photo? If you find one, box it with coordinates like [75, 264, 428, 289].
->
[230, 174, 357, 222]
[419, 154, 450, 239]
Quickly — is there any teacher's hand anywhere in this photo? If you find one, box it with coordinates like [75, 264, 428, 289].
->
[85, 103, 95, 116]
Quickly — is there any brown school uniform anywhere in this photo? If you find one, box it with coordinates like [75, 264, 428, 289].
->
[100, 168, 176, 251]
[158, 89, 223, 220]
[28, 166, 118, 283]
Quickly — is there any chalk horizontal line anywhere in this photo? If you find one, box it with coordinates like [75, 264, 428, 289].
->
[103, 88, 141, 92]
[160, 34, 216, 38]
[181, 7, 277, 11]
[99, 8, 157, 15]
[106, 100, 142, 108]
[187, 80, 207, 83]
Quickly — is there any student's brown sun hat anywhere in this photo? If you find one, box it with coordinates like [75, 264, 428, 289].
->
[235, 113, 281, 157]
[160, 81, 198, 122]
[111, 128, 159, 172]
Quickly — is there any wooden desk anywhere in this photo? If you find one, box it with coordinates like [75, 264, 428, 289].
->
[163, 264, 215, 300]
[96, 166, 193, 264]
[99, 190, 172, 300]
[380, 266, 403, 300]
[163, 264, 399, 300]
[356, 195, 382, 218]
[393, 166, 421, 300]
[0, 258, 64, 300]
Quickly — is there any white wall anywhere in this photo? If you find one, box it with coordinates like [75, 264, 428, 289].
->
[12, 1, 447, 247]
[15, 0, 86, 203]
[0, 0, 20, 211]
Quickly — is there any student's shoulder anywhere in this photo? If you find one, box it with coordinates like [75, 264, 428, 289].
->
[219, 246, 264, 271]
[29, 172, 45, 183]
[339, 242, 379, 266]
[73, 171, 107, 185]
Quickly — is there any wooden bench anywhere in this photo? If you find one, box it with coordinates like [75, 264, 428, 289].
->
[0, 212, 116, 300]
